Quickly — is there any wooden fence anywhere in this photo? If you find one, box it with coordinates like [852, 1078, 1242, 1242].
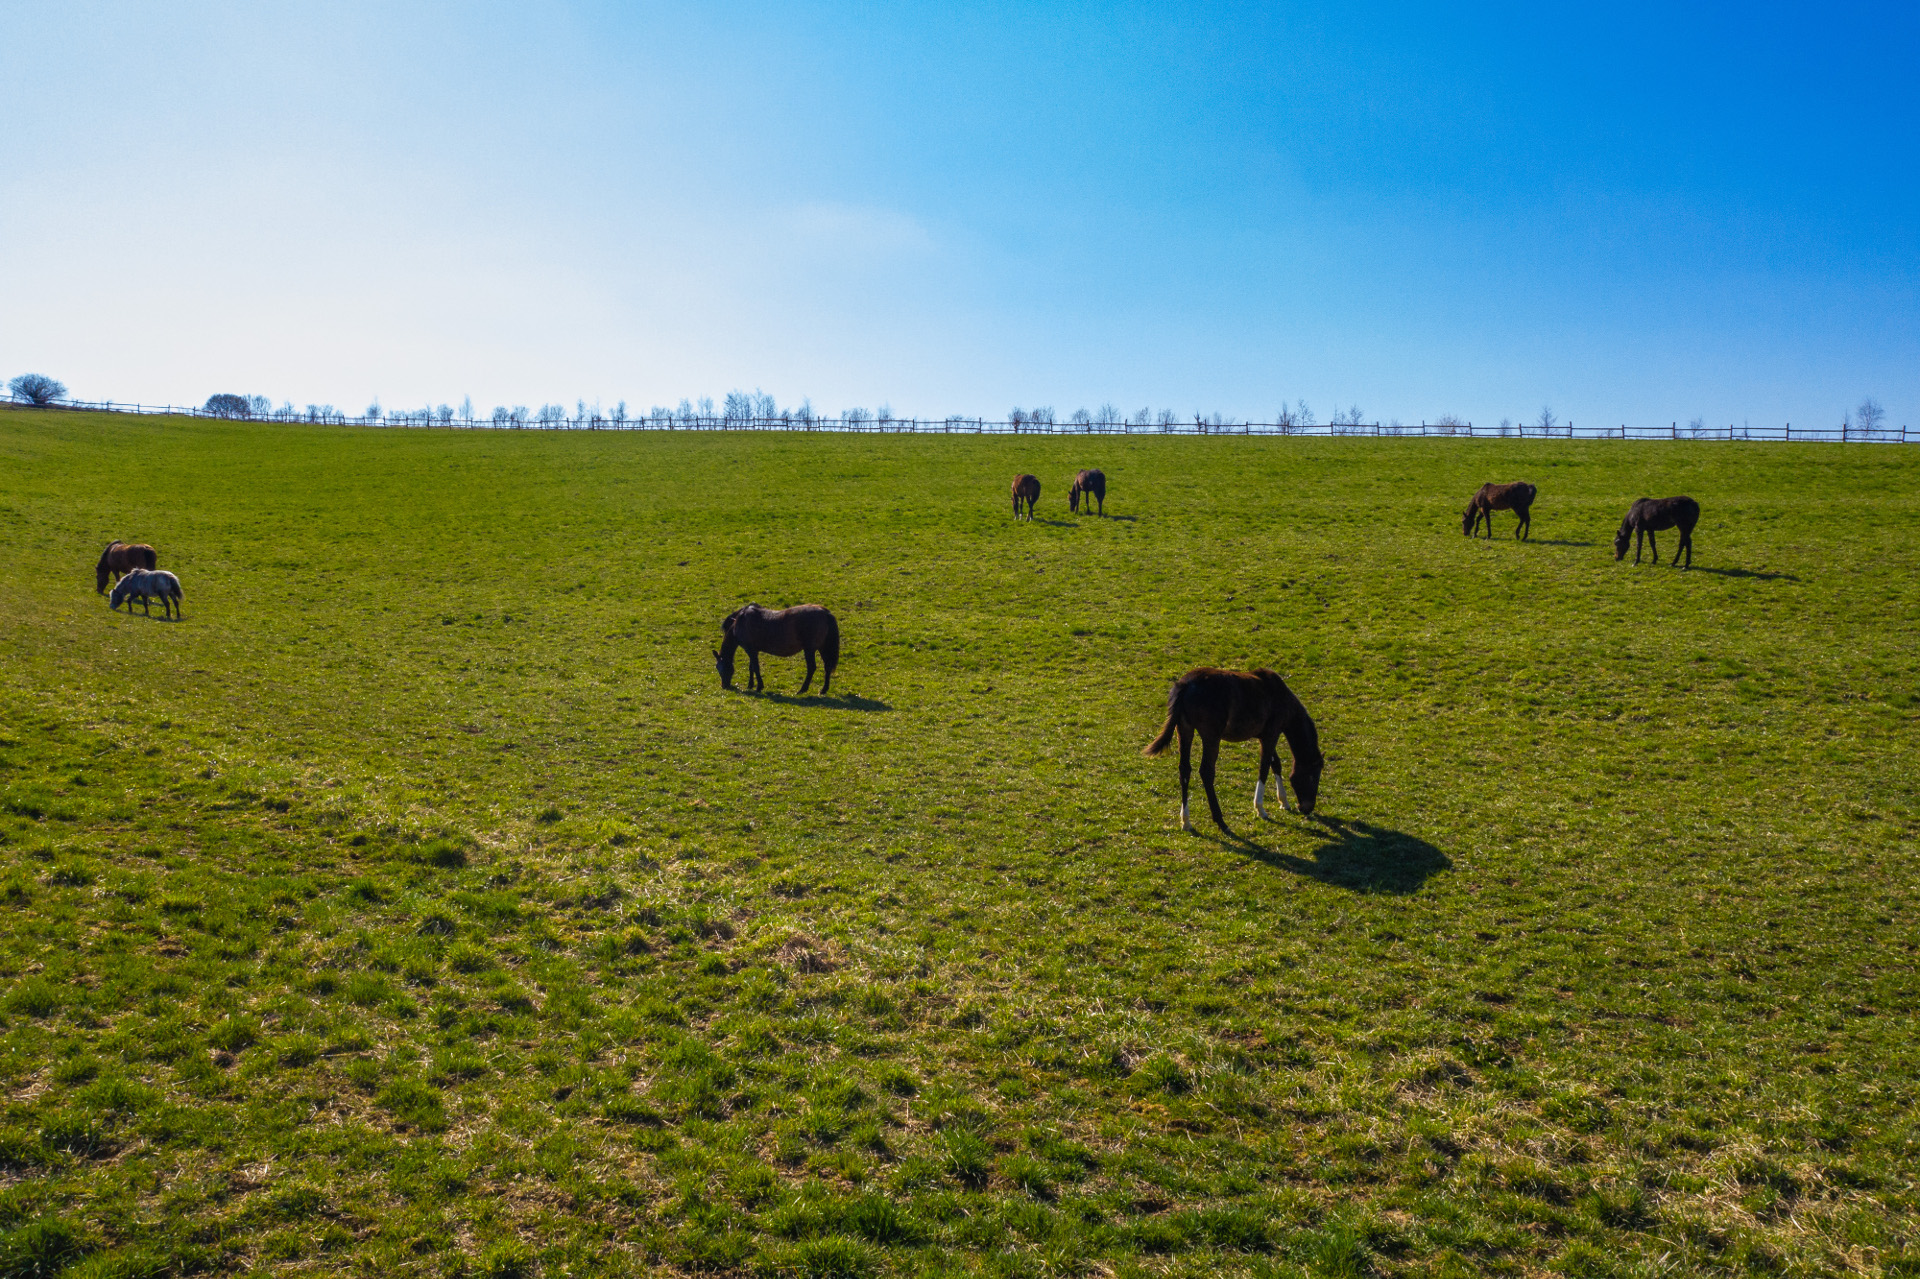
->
[12, 400, 1913, 444]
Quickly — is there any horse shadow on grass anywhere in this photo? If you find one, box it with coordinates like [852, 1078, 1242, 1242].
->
[1032, 518, 1080, 529]
[1689, 566, 1798, 581]
[1527, 538, 1597, 547]
[751, 690, 892, 712]
[1202, 817, 1450, 894]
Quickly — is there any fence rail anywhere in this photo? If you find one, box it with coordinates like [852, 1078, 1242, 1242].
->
[9, 399, 1913, 444]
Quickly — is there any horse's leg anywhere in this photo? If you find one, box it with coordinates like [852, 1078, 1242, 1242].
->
[747, 649, 761, 692]
[1648, 530, 1660, 565]
[1679, 527, 1692, 568]
[1634, 528, 1644, 564]
[1255, 732, 1278, 820]
[799, 648, 815, 694]
[1199, 735, 1229, 833]
[1177, 726, 1194, 831]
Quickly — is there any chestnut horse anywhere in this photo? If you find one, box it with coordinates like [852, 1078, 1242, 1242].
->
[1462, 482, 1535, 539]
[1011, 474, 1040, 519]
[1615, 496, 1699, 567]
[1069, 469, 1106, 515]
[1144, 667, 1322, 832]
[96, 540, 158, 593]
[714, 603, 840, 694]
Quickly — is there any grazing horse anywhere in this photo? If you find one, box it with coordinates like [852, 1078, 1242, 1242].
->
[109, 568, 182, 619]
[1069, 469, 1106, 516]
[714, 603, 839, 694]
[1615, 496, 1699, 567]
[1143, 667, 1323, 832]
[95, 540, 158, 593]
[1011, 474, 1041, 519]
[1462, 482, 1535, 540]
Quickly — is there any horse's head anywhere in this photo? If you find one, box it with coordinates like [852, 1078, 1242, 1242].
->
[1282, 700, 1324, 815]
[1461, 503, 1479, 536]
[108, 577, 130, 610]
[1287, 737, 1324, 815]
[1613, 522, 1633, 560]
[714, 618, 739, 690]
[96, 562, 110, 593]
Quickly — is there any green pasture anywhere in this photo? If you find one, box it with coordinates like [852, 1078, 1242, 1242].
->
[0, 406, 1915, 1278]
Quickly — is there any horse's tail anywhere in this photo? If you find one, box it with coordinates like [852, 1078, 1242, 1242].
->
[1143, 682, 1184, 756]
[822, 617, 840, 671]
[139, 545, 157, 569]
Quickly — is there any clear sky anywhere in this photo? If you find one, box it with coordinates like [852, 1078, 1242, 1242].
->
[4, 1, 1915, 428]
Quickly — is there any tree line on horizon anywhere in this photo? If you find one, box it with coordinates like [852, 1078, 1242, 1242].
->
[1, 372, 1899, 437]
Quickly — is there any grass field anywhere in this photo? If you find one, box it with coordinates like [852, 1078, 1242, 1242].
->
[1, 406, 1916, 1278]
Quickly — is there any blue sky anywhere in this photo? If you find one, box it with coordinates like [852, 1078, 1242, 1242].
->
[3, 1, 1915, 427]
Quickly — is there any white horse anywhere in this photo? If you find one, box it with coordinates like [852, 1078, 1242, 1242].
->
[109, 568, 182, 619]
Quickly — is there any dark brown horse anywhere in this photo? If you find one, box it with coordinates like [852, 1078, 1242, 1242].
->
[95, 540, 158, 593]
[1011, 474, 1041, 519]
[1069, 469, 1106, 515]
[1615, 496, 1699, 567]
[1462, 482, 1535, 539]
[714, 603, 840, 694]
[1143, 667, 1322, 832]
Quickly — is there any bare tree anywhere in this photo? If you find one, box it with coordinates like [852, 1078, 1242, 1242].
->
[1095, 403, 1120, 427]
[723, 391, 752, 425]
[1008, 408, 1027, 432]
[1294, 400, 1316, 426]
[1432, 413, 1466, 429]
[1498, 417, 1513, 437]
[203, 393, 250, 417]
[1156, 409, 1177, 430]
[492, 406, 510, 426]
[1536, 405, 1557, 435]
[8, 373, 67, 404]
[1132, 407, 1153, 428]
[876, 404, 894, 426]
[1029, 406, 1055, 427]
[1856, 397, 1886, 435]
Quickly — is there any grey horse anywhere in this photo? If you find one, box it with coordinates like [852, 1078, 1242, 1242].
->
[109, 568, 183, 619]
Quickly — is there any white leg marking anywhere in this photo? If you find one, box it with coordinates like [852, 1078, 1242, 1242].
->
[1254, 777, 1269, 820]
[1179, 799, 1190, 831]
